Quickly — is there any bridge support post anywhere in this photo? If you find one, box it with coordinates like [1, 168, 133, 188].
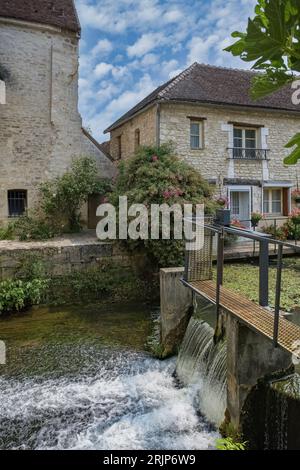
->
[226, 314, 292, 431]
[160, 267, 193, 358]
[259, 239, 269, 307]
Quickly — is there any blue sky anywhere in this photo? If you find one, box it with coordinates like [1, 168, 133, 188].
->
[75, 0, 257, 141]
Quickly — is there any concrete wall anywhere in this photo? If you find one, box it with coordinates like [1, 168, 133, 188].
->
[0, 18, 115, 224]
[110, 105, 157, 160]
[226, 313, 292, 429]
[160, 267, 193, 358]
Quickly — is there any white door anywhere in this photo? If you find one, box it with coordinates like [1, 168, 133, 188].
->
[230, 191, 250, 227]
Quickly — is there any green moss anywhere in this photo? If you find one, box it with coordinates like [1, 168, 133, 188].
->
[215, 258, 300, 312]
[0, 302, 154, 377]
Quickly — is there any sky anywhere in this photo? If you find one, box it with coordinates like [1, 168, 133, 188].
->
[75, 0, 257, 142]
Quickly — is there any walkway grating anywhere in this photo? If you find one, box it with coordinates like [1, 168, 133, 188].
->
[188, 279, 300, 359]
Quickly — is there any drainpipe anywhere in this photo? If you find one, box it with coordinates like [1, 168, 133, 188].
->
[156, 102, 161, 147]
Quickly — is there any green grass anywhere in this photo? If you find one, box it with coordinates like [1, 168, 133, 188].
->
[216, 257, 300, 312]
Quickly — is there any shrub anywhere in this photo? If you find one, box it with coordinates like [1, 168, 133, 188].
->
[7, 215, 57, 241]
[216, 437, 246, 450]
[110, 144, 216, 268]
[0, 278, 48, 315]
[0, 224, 14, 240]
[40, 157, 111, 232]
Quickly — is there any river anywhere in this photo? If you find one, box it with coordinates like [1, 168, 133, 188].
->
[0, 303, 217, 450]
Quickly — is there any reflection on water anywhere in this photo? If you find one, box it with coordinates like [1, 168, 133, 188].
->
[0, 303, 217, 450]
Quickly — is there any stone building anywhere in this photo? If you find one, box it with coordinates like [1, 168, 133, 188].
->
[105, 62, 300, 226]
[0, 0, 114, 227]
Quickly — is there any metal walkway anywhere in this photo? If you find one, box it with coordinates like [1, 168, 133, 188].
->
[188, 279, 300, 359]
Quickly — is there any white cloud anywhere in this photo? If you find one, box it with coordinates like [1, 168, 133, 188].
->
[91, 39, 113, 56]
[187, 35, 219, 64]
[127, 33, 165, 58]
[94, 62, 114, 78]
[76, 0, 257, 138]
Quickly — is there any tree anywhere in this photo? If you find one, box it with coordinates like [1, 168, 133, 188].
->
[225, 0, 300, 164]
[110, 144, 216, 268]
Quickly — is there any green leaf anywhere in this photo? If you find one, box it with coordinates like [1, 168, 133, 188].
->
[284, 133, 300, 165]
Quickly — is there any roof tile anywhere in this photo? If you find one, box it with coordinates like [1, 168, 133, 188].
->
[0, 0, 80, 33]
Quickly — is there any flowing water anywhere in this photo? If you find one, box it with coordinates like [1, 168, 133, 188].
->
[0, 303, 218, 450]
[176, 300, 227, 426]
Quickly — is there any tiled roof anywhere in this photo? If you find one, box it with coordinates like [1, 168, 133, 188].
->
[105, 62, 300, 132]
[0, 0, 80, 33]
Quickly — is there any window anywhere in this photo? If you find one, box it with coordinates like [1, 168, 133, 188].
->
[8, 190, 27, 217]
[190, 121, 203, 149]
[263, 188, 282, 215]
[233, 127, 257, 158]
[134, 129, 140, 151]
[117, 135, 122, 159]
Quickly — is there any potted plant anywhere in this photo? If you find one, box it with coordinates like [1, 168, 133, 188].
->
[251, 212, 263, 229]
[215, 196, 228, 207]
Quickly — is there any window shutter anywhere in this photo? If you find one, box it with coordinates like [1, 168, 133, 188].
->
[282, 188, 289, 216]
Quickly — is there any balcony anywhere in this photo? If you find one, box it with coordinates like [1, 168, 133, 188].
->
[228, 148, 269, 160]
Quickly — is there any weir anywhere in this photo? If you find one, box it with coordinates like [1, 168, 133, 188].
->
[160, 211, 300, 447]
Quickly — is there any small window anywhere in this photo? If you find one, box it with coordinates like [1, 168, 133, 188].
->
[8, 190, 27, 217]
[263, 188, 282, 215]
[134, 129, 140, 151]
[117, 135, 122, 159]
[190, 121, 203, 149]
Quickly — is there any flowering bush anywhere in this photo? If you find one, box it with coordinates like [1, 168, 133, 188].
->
[292, 189, 300, 201]
[231, 218, 246, 229]
[290, 208, 300, 225]
[110, 144, 216, 267]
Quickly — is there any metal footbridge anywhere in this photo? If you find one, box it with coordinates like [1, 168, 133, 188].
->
[182, 214, 300, 359]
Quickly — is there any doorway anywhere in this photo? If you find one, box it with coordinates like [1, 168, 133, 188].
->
[229, 188, 251, 228]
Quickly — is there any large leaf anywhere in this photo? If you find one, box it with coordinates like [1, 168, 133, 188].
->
[251, 70, 294, 99]
[225, 0, 300, 165]
[284, 133, 300, 165]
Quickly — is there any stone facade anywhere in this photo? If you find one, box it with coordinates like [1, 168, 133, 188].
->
[109, 99, 300, 221]
[110, 105, 157, 160]
[0, 17, 115, 224]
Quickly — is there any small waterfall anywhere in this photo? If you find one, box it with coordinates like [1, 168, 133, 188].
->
[176, 317, 227, 426]
[264, 374, 300, 450]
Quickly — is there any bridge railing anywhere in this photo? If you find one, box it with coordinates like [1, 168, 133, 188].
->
[183, 212, 300, 347]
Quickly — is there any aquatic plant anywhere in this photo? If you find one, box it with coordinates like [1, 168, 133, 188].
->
[0, 278, 48, 315]
[216, 437, 246, 450]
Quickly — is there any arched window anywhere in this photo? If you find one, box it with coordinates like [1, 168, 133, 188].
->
[8, 190, 27, 217]
[0, 80, 6, 104]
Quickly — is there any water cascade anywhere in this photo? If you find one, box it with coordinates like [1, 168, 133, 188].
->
[176, 316, 227, 426]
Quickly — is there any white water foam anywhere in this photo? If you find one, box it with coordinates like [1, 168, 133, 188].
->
[176, 318, 227, 426]
[0, 351, 218, 450]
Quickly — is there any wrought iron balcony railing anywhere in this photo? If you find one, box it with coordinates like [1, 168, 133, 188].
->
[228, 148, 269, 160]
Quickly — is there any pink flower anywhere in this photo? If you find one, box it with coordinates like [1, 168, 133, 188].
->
[163, 190, 171, 199]
[152, 155, 158, 162]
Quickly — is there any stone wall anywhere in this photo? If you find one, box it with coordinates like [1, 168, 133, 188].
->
[0, 241, 144, 280]
[0, 18, 115, 224]
[110, 105, 157, 160]
[159, 102, 300, 185]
